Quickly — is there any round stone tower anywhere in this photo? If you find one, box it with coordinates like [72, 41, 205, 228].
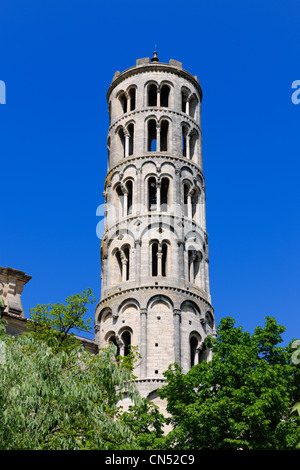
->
[95, 53, 216, 404]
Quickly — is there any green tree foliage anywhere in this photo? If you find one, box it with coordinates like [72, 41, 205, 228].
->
[27, 288, 95, 353]
[159, 316, 300, 450]
[120, 398, 167, 450]
[0, 289, 142, 450]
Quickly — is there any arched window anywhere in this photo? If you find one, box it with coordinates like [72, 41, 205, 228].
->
[148, 119, 157, 151]
[109, 335, 120, 357]
[148, 177, 157, 211]
[188, 250, 201, 284]
[121, 330, 131, 357]
[160, 177, 169, 211]
[151, 242, 168, 277]
[126, 180, 133, 215]
[189, 332, 202, 367]
[123, 246, 130, 281]
[115, 247, 130, 282]
[129, 88, 136, 111]
[152, 242, 158, 276]
[116, 184, 124, 219]
[189, 131, 198, 161]
[148, 84, 157, 106]
[206, 312, 214, 329]
[182, 125, 189, 157]
[118, 127, 125, 158]
[115, 249, 122, 282]
[127, 123, 134, 156]
[160, 120, 169, 151]
[189, 94, 198, 119]
[192, 191, 198, 220]
[182, 89, 189, 113]
[160, 85, 170, 107]
[183, 183, 190, 216]
[119, 93, 127, 114]
[161, 243, 168, 277]
[190, 336, 198, 367]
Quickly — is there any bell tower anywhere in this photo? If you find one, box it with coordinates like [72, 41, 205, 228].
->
[95, 53, 216, 402]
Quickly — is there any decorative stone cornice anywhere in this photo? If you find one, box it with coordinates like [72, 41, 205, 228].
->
[106, 62, 203, 102]
[104, 154, 205, 191]
[96, 284, 213, 312]
[108, 107, 201, 135]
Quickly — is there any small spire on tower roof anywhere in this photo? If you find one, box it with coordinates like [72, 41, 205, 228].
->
[151, 46, 159, 62]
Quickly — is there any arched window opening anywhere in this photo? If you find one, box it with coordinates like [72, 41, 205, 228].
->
[206, 312, 214, 329]
[109, 335, 120, 357]
[182, 90, 189, 113]
[192, 192, 198, 220]
[160, 120, 169, 151]
[190, 132, 198, 161]
[115, 250, 122, 282]
[152, 242, 158, 276]
[190, 336, 198, 367]
[148, 119, 157, 151]
[148, 177, 157, 211]
[129, 88, 136, 111]
[189, 95, 197, 119]
[123, 246, 130, 281]
[148, 84, 157, 106]
[188, 250, 201, 284]
[161, 243, 168, 277]
[128, 123, 134, 156]
[126, 180, 133, 215]
[121, 331, 131, 357]
[119, 93, 127, 114]
[182, 125, 189, 157]
[188, 250, 194, 283]
[194, 252, 200, 283]
[118, 128, 125, 158]
[183, 183, 190, 216]
[160, 85, 170, 107]
[160, 177, 169, 212]
[151, 242, 168, 277]
[116, 184, 124, 219]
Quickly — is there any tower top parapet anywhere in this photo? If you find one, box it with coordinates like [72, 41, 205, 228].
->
[107, 55, 202, 102]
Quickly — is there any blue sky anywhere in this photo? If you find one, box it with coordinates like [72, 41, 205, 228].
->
[0, 0, 299, 345]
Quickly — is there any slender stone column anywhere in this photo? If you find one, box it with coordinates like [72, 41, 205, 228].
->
[121, 252, 127, 282]
[123, 189, 128, 217]
[157, 87, 161, 107]
[156, 125, 161, 152]
[157, 246, 163, 276]
[186, 99, 190, 116]
[177, 240, 185, 281]
[173, 309, 181, 366]
[125, 132, 130, 157]
[140, 308, 147, 377]
[156, 181, 161, 212]
[187, 193, 192, 219]
[136, 167, 142, 215]
[186, 135, 190, 160]
[135, 239, 141, 285]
